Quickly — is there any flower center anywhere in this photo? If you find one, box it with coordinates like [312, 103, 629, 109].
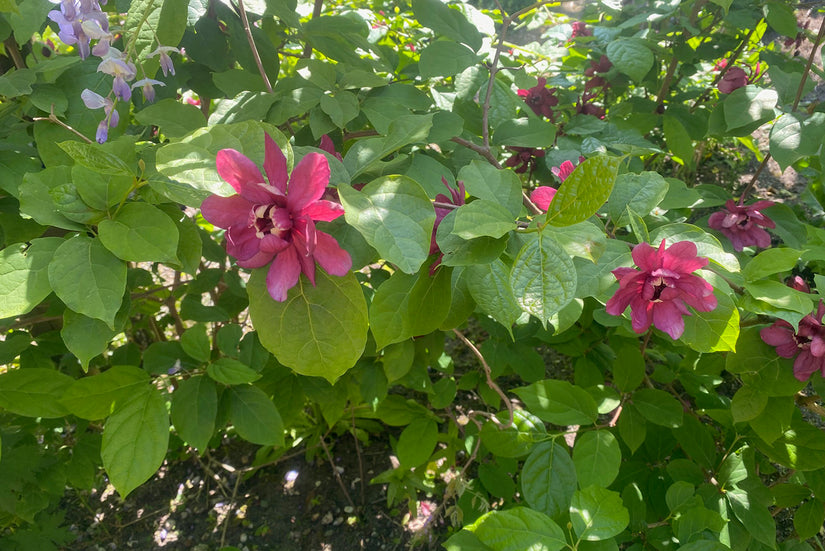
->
[650, 276, 668, 302]
[252, 204, 292, 239]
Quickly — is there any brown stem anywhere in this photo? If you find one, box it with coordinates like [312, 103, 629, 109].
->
[792, 15, 825, 112]
[738, 152, 771, 205]
[655, 55, 680, 112]
[452, 328, 514, 429]
[302, 0, 324, 58]
[3, 37, 25, 69]
[450, 137, 501, 169]
[352, 410, 366, 507]
[796, 393, 825, 417]
[234, 0, 273, 93]
[319, 436, 356, 509]
[32, 106, 93, 144]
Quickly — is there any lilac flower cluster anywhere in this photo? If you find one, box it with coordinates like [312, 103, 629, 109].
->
[47, 0, 180, 143]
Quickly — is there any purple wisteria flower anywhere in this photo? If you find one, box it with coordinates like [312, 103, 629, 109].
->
[606, 240, 718, 339]
[200, 133, 352, 302]
[132, 78, 165, 103]
[147, 46, 180, 77]
[81, 88, 118, 143]
[708, 199, 775, 251]
[761, 302, 825, 381]
[47, 0, 109, 59]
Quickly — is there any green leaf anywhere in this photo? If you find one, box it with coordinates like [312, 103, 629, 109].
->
[607, 172, 669, 225]
[743, 247, 804, 282]
[419, 40, 479, 78]
[207, 358, 262, 385]
[228, 385, 284, 446]
[663, 116, 694, 168]
[61, 310, 118, 370]
[617, 404, 646, 454]
[57, 141, 135, 177]
[71, 165, 133, 211]
[369, 267, 451, 349]
[458, 161, 523, 218]
[0, 368, 74, 418]
[545, 156, 620, 227]
[726, 328, 805, 397]
[680, 286, 740, 353]
[769, 113, 825, 171]
[0, 68, 35, 96]
[510, 232, 577, 326]
[397, 418, 438, 468]
[573, 431, 622, 489]
[248, 269, 368, 383]
[493, 118, 556, 148]
[793, 499, 825, 540]
[319, 91, 360, 128]
[727, 488, 776, 548]
[60, 366, 149, 420]
[343, 114, 434, 179]
[453, 201, 516, 239]
[466, 260, 522, 335]
[632, 388, 683, 427]
[763, 1, 798, 36]
[521, 441, 577, 520]
[513, 379, 599, 426]
[101, 386, 170, 498]
[724, 86, 778, 132]
[98, 202, 180, 263]
[170, 375, 217, 453]
[570, 486, 630, 541]
[444, 530, 493, 551]
[18, 167, 86, 231]
[754, 413, 825, 471]
[0, 238, 62, 319]
[135, 99, 207, 139]
[339, 176, 435, 274]
[612, 344, 645, 393]
[666, 481, 695, 512]
[48, 235, 127, 329]
[606, 38, 654, 82]
[180, 324, 211, 363]
[470, 507, 567, 551]
[436, 210, 509, 267]
[124, 0, 187, 77]
[552, 221, 607, 263]
[412, 0, 483, 51]
[731, 386, 768, 423]
[745, 280, 814, 315]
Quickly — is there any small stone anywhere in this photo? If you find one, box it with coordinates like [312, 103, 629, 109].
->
[239, 533, 248, 543]
[344, 506, 354, 514]
[321, 512, 334, 525]
[333, 516, 344, 526]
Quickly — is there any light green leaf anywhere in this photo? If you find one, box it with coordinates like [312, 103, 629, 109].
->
[743, 247, 804, 282]
[607, 172, 669, 225]
[0, 368, 74, 418]
[681, 285, 740, 353]
[480, 410, 547, 459]
[493, 118, 556, 148]
[769, 113, 825, 171]
[521, 441, 577, 520]
[171, 375, 217, 453]
[102, 386, 170, 497]
[248, 269, 368, 383]
[458, 162, 523, 218]
[745, 280, 814, 315]
[632, 388, 683, 427]
[649, 223, 740, 272]
[343, 114, 434, 178]
[229, 384, 284, 446]
[61, 310, 118, 370]
[135, 99, 206, 138]
[412, 0, 483, 51]
[606, 38, 654, 82]
[58, 141, 135, 177]
[573, 431, 621, 489]
[570, 486, 630, 541]
[545, 156, 620, 227]
[726, 488, 776, 548]
[510, 232, 577, 326]
[470, 507, 567, 551]
[513, 379, 599, 426]
[0, 238, 62, 319]
[98, 202, 180, 263]
[48, 235, 127, 329]
[724, 86, 778, 132]
[207, 358, 262, 385]
[339, 175, 435, 274]
[419, 40, 479, 78]
[61, 365, 149, 420]
[466, 260, 522, 335]
[726, 328, 805, 397]
[453, 200, 516, 239]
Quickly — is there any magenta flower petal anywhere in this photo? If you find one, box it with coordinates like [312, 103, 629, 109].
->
[266, 247, 302, 302]
[216, 149, 269, 200]
[300, 199, 345, 222]
[287, 153, 330, 212]
[263, 133, 289, 194]
[200, 194, 253, 229]
[314, 231, 353, 276]
[237, 249, 277, 269]
[530, 186, 557, 211]
[661, 241, 708, 274]
[708, 199, 775, 251]
[652, 300, 689, 339]
[226, 225, 264, 261]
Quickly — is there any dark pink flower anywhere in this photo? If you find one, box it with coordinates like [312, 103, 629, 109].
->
[571, 22, 592, 38]
[605, 240, 717, 339]
[530, 186, 556, 211]
[584, 55, 612, 77]
[707, 199, 774, 251]
[505, 147, 545, 174]
[761, 302, 825, 381]
[200, 133, 352, 302]
[717, 67, 748, 94]
[517, 77, 558, 119]
[431, 177, 466, 255]
[551, 156, 585, 182]
[787, 275, 811, 293]
[319, 134, 343, 161]
[713, 59, 728, 71]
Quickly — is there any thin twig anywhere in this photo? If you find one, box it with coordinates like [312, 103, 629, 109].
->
[792, 15, 825, 112]
[450, 136, 502, 169]
[302, 0, 324, 58]
[3, 37, 25, 69]
[32, 105, 94, 143]
[219, 472, 243, 548]
[234, 0, 273, 93]
[319, 436, 356, 509]
[452, 329, 514, 429]
[352, 409, 366, 507]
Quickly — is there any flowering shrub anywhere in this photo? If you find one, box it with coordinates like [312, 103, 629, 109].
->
[1, 0, 825, 549]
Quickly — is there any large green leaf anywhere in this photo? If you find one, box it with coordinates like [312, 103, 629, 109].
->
[680, 284, 740, 353]
[570, 486, 630, 541]
[520, 441, 577, 520]
[61, 310, 119, 370]
[248, 269, 368, 383]
[458, 162, 523, 218]
[60, 365, 149, 420]
[370, 267, 451, 349]
[171, 375, 217, 453]
[742, 248, 803, 282]
[510, 232, 577, 326]
[606, 38, 654, 82]
[470, 507, 567, 551]
[726, 328, 805, 397]
[723, 86, 778, 133]
[545, 156, 620, 227]
[632, 388, 683, 428]
[769, 113, 825, 171]
[513, 379, 599, 426]
[98, 202, 180, 263]
[396, 418, 438, 468]
[726, 488, 776, 548]
[419, 40, 479, 78]
[101, 386, 170, 497]
[607, 172, 669, 225]
[135, 99, 206, 139]
[412, 0, 483, 51]
[0, 368, 74, 418]
[343, 114, 434, 178]
[479, 410, 547, 459]
[48, 235, 127, 329]
[453, 200, 516, 239]
[339, 175, 435, 274]
[493, 118, 556, 148]
[57, 141, 135, 177]
[466, 260, 522, 336]
[229, 385, 284, 446]
[573, 431, 622, 489]
[0, 237, 62, 319]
